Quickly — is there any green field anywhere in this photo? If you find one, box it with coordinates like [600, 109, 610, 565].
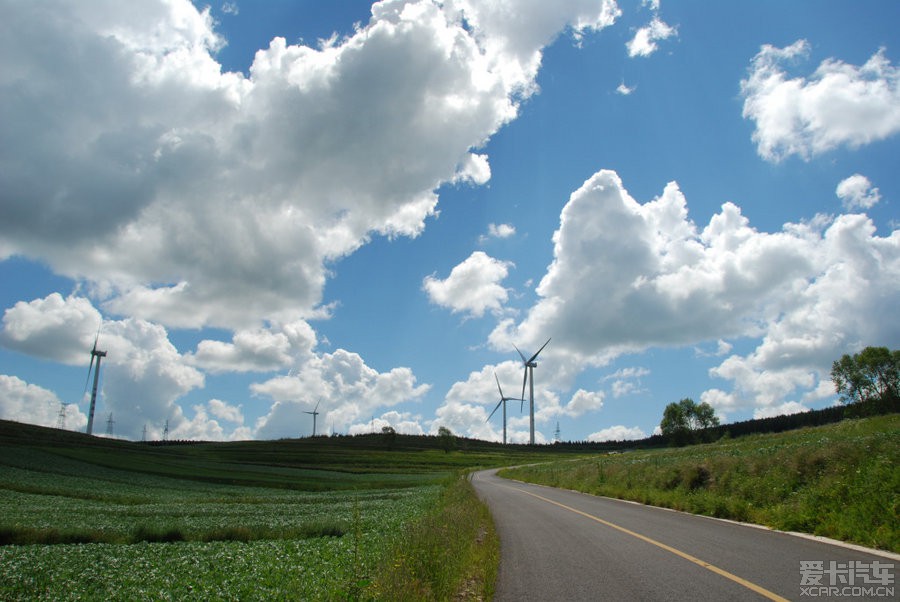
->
[0, 420, 551, 600]
[3, 414, 898, 600]
[502, 414, 900, 553]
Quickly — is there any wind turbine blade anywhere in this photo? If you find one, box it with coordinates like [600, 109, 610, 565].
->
[520, 367, 528, 404]
[495, 373, 505, 398]
[487, 399, 503, 422]
[314, 399, 321, 413]
[528, 337, 551, 364]
[83, 355, 96, 395]
[90, 321, 103, 353]
[513, 345, 527, 363]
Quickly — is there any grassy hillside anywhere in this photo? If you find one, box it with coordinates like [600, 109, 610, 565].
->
[0, 419, 564, 481]
[501, 414, 900, 552]
[0, 419, 543, 600]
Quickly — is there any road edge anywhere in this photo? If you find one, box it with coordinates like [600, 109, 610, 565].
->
[496, 473, 900, 562]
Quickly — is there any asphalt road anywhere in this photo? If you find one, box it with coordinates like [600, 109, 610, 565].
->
[471, 469, 898, 602]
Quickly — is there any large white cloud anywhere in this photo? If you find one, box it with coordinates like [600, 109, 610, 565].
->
[0, 291, 434, 440]
[0, 0, 620, 330]
[251, 348, 430, 439]
[587, 425, 646, 442]
[491, 169, 900, 418]
[347, 410, 426, 436]
[0, 294, 102, 364]
[436, 361, 530, 442]
[0, 294, 205, 439]
[187, 321, 317, 374]
[0, 375, 87, 431]
[436, 359, 604, 441]
[741, 40, 900, 162]
[423, 251, 513, 318]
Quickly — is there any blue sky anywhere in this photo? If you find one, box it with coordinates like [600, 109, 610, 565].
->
[1, 0, 898, 443]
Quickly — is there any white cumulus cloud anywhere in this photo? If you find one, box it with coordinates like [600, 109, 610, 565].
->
[0, 294, 205, 439]
[0, 0, 620, 331]
[488, 223, 517, 239]
[187, 321, 317, 374]
[0, 375, 87, 431]
[491, 168, 900, 419]
[588, 425, 646, 442]
[563, 389, 605, 415]
[423, 251, 514, 318]
[741, 40, 900, 162]
[616, 81, 636, 95]
[251, 348, 430, 439]
[626, 16, 676, 58]
[836, 174, 882, 210]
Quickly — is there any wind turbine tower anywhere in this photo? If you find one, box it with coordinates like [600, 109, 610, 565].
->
[304, 400, 321, 437]
[56, 403, 67, 430]
[487, 373, 522, 445]
[84, 332, 107, 436]
[515, 338, 550, 445]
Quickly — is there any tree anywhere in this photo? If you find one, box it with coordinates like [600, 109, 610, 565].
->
[381, 425, 397, 450]
[831, 347, 900, 403]
[831, 346, 900, 404]
[660, 398, 719, 445]
[437, 426, 456, 453]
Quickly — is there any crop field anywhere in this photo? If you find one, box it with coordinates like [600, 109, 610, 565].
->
[0, 419, 557, 600]
[0, 423, 456, 600]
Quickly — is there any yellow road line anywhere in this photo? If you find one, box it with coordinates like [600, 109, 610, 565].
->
[510, 485, 790, 602]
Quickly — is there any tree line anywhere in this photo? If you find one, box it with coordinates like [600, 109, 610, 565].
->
[657, 346, 899, 445]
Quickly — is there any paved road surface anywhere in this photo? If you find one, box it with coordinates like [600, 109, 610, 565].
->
[472, 469, 898, 601]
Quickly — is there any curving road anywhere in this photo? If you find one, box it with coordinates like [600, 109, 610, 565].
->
[472, 469, 898, 601]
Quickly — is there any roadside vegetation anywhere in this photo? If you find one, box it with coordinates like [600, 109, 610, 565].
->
[502, 414, 899, 553]
[368, 473, 499, 601]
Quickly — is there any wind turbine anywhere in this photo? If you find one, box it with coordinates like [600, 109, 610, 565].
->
[303, 399, 321, 437]
[83, 328, 107, 436]
[515, 337, 550, 445]
[487, 373, 522, 445]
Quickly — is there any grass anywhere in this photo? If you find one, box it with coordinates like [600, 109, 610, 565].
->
[368, 473, 499, 601]
[501, 414, 900, 553]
